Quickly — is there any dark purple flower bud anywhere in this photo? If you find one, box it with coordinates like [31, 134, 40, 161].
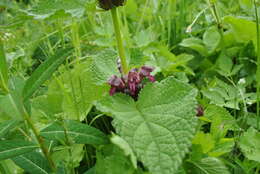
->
[140, 66, 154, 77]
[196, 105, 204, 117]
[147, 75, 155, 82]
[128, 69, 141, 95]
[108, 75, 125, 89]
[109, 86, 117, 96]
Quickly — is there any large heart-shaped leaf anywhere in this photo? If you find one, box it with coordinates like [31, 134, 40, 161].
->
[96, 77, 198, 174]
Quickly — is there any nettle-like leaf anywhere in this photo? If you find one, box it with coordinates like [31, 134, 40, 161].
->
[96, 77, 198, 174]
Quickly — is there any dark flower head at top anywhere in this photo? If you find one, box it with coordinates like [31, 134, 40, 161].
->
[108, 66, 155, 100]
[98, 0, 126, 10]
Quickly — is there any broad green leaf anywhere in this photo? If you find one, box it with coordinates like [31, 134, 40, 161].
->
[189, 157, 230, 174]
[209, 138, 234, 157]
[0, 41, 9, 92]
[84, 167, 95, 174]
[202, 79, 241, 109]
[40, 120, 109, 145]
[0, 140, 38, 161]
[52, 144, 84, 169]
[192, 132, 215, 154]
[110, 134, 137, 168]
[204, 105, 239, 138]
[203, 26, 221, 54]
[179, 38, 208, 57]
[223, 16, 258, 51]
[46, 60, 108, 121]
[96, 77, 198, 174]
[12, 152, 51, 174]
[0, 120, 20, 138]
[239, 127, 260, 163]
[239, 0, 253, 12]
[95, 144, 136, 174]
[22, 48, 72, 101]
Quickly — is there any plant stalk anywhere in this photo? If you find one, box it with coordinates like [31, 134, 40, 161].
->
[111, 7, 128, 75]
[22, 109, 56, 172]
[254, 0, 260, 129]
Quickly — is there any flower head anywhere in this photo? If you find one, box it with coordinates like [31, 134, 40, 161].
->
[107, 66, 155, 100]
[98, 0, 126, 10]
[196, 105, 204, 117]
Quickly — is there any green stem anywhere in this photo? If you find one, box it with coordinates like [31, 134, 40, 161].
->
[111, 7, 128, 75]
[22, 109, 56, 172]
[254, 0, 260, 129]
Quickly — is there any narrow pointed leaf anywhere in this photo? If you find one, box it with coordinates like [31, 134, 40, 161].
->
[96, 77, 198, 174]
[12, 152, 51, 174]
[0, 140, 38, 160]
[0, 41, 9, 92]
[22, 48, 72, 101]
[0, 120, 20, 138]
[40, 120, 109, 145]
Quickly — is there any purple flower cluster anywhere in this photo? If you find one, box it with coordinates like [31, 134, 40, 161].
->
[196, 105, 204, 117]
[108, 66, 155, 99]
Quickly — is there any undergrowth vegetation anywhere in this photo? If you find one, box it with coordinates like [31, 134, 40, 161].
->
[0, 0, 260, 174]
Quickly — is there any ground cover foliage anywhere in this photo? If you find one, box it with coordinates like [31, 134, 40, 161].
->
[0, 0, 260, 174]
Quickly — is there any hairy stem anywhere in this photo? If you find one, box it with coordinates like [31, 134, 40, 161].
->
[254, 0, 260, 129]
[111, 7, 128, 75]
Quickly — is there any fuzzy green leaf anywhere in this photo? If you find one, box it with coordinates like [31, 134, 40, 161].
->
[0, 140, 38, 161]
[40, 120, 109, 145]
[96, 77, 198, 174]
[12, 152, 51, 174]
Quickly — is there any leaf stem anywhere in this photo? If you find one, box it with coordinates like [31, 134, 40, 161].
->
[254, 0, 260, 129]
[111, 7, 128, 75]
